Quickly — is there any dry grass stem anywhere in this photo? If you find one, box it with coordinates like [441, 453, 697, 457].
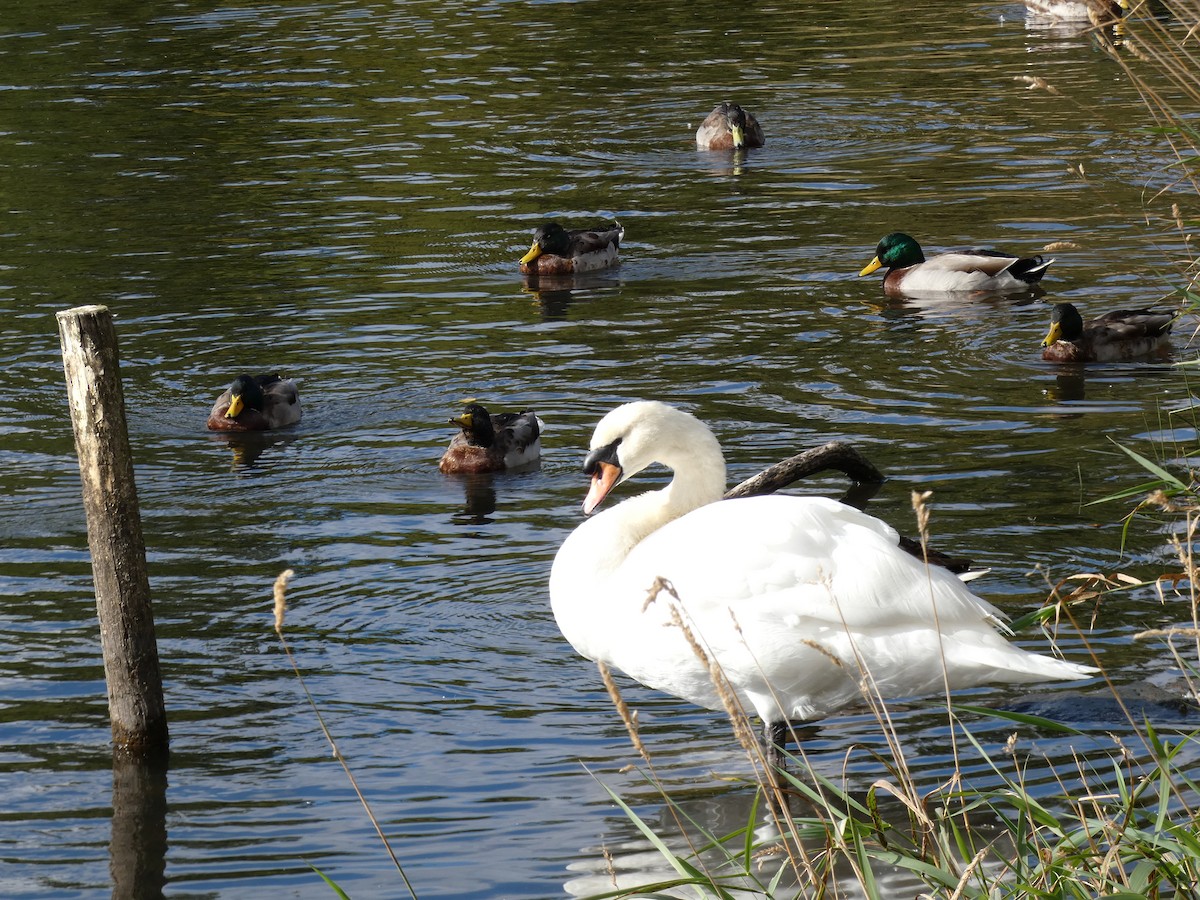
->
[1015, 74, 1062, 95]
[597, 660, 651, 765]
[1134, 626, 1200, 639]
[947, 847, 989, 900]
[271, 570, 418, 899]
[910, 490, 932, 548]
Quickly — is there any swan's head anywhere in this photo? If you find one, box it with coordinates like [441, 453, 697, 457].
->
[580, 401, 725, 515]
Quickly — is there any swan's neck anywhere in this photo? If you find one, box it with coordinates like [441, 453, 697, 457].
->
[556, 448, 726, 584]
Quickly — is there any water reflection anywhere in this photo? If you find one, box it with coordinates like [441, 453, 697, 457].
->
[447, 472, 499, 524]
[695, 146, 752, 178]
[560, 776, 982, 898]
[109, 753, 168, 900]
[1045, 368, 1088, 403]
[868, 292, 1043, 321]
[207, 431, 302, 471]
[520, 270, 625, 319]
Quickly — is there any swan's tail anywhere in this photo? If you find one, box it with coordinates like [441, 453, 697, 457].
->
[968, 645, 1098, 684]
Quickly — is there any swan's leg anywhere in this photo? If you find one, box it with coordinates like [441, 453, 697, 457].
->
[765, 720, 790, 774]
[762, 720, 795, 814]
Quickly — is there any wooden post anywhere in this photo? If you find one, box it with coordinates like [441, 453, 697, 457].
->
[56, 305, 168, 755]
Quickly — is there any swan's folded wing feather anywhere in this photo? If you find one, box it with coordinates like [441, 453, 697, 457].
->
[618, 494, 1006, 634]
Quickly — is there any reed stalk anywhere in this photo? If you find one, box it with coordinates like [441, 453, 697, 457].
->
[272, 569, 420, 900]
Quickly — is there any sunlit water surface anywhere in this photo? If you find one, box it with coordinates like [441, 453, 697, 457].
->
[2, 0, 1199, 897]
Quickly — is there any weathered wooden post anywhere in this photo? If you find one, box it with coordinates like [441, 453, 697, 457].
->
[56, 305, 168, 755]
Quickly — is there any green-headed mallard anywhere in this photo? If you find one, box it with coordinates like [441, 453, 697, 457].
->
[206, 374, 302, 432]
[695, 101, 765, 151]
[1041, 302, 1174, 362]
[439, 403, 543, 473]
[859, 232, 1053, 297]
[518, 222, 624, 276]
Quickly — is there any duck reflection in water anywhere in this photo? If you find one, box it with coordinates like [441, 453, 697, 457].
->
[207, 430, 300, 471]
[520, 268, 625, 320]
[446, 471, 499, 525]
[1045, 369, 1088, 404]
[520, 276, 576, 320]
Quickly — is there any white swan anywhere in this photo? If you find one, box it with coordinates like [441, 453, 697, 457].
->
[549, 401, 1097, 754]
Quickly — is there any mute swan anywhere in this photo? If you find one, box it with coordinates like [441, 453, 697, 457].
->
[549, 401, 1097, 760]
[1023, 0, 1126, 24]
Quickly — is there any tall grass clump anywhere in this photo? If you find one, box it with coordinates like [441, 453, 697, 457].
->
[1102, 0, 1200, 296]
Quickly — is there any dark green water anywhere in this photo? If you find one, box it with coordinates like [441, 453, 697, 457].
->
[1, 1, 1197, 896]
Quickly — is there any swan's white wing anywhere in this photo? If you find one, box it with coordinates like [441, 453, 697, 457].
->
[621, 494, 1005, 632]
[596, 495, 1089, 721]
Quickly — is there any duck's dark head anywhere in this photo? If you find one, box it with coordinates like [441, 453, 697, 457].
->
[519, 222, 571, 265]
[450, 403, 495, 447]
[225, 374, 266, 419]
[859, 232, 925, 276]
[723, 103, 750, 149]
[1042, 303, 1083, 346]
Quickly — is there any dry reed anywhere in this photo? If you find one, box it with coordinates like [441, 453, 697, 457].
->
[272, 569, 419, 900]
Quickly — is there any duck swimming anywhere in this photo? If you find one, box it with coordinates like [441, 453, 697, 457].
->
[518, 222, 624, 276]
[439, 403, 543, 474]
[206, 374, 302, 432]
[1023, 0, 1126, 23]
[550, 401, 1096, 760]
[1041, 302, 1174, 362]
[695, 101, 765, 151]
[859, 232, 1053, 297]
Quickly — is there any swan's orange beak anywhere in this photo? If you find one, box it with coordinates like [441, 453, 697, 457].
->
[583, 461, 621, 515]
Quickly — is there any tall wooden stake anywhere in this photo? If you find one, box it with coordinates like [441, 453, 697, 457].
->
[56, 305, 168, 755]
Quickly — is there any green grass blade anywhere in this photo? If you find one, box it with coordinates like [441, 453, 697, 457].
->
[953, 704, 1086, 735]
[309, 863, 353, 900]
[1109, 440, 1189, 492]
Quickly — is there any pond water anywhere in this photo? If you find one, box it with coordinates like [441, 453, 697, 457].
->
[2, 0, 1199, 897]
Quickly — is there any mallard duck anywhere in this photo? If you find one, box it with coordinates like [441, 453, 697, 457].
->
[1041, 302, 1174, 362]
[206, 374, 302, 432]
[439, 403, 543, 474]
[695, 101, 765, 151]
[550, 401, 1096, 764]
[1024, 0, 1126, 23]
[518, 222, 624, 276]
[859, 232, 1053, 297]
